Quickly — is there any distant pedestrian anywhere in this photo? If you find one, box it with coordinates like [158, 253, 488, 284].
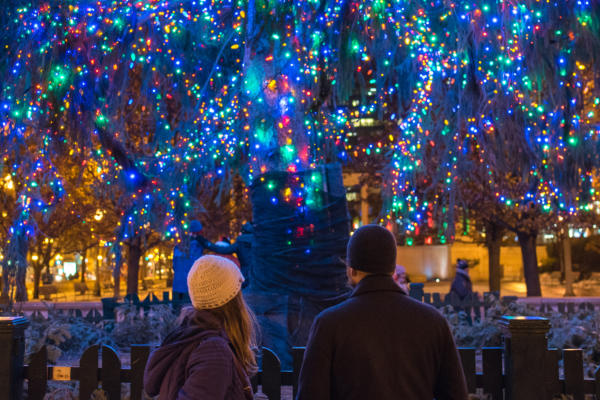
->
[172, 220, 205, 297]
[450, 259, 473, 300]
[197, 222, 254, 288]
[393, 264, 410, 293]
[144, 255, 257, 400]
[296, 225, 468, 400]
[213, 236, 242, 268]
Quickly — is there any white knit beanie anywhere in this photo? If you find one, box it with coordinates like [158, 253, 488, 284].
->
[187, 255, 245, 309]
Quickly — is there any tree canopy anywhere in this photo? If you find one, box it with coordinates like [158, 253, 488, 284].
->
[2, 0, 600, 297]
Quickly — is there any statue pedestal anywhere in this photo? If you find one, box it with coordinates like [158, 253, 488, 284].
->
[244, 288, 349, 368]
[248, 163, 351, 367]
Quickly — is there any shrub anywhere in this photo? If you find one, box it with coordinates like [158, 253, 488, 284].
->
[443, 297, 600, 377]
[24, 305, 115, 364]
[104, 303, 177, 350]
[20, 298, 600, 398]
[23, 302, 177, 366]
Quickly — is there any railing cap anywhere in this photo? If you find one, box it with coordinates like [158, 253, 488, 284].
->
[0, 316, 30, 335]
[498, 315, 550, 336]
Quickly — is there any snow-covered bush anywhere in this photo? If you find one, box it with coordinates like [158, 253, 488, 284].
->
[443, 297, 600, 378]
[23, 302, 177, 365]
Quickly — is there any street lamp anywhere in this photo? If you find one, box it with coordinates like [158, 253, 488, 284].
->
[94, 210, 104, 221]
[4, 175, 13, 190]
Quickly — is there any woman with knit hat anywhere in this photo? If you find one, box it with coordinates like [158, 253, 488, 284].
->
[144, 255, 258, 400]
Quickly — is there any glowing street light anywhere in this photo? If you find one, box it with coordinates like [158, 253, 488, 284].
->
[4, 175, 13, 190]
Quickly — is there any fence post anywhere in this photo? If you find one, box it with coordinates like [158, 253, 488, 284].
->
[408, 283, 424, 301]
[101, 297, 116, 320]
[0, 316, 30, 400]
[499, 316, 550, 400]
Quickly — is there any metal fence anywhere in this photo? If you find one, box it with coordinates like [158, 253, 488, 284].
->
[408, 283, 596, 322]
[0, 315, 597, 400]
[7, 285, 597, 326]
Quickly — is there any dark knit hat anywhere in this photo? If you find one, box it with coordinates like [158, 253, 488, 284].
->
[189, 220, 203, 233]
[241, 222, 254, 234]
[347, 225, 397, 274]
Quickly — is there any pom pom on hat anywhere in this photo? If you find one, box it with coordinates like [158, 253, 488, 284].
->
[187, 255, 245, 309]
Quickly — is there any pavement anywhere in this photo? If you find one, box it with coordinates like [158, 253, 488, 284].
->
[21, 277, 600, 304]
[23, 278, 170, 302]
[423, 279, 600, 298]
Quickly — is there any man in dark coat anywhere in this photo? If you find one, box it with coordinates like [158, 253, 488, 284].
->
[296, 225, 468, 400]
[450, 259, 473, 300]
[196, 222, 254, 288]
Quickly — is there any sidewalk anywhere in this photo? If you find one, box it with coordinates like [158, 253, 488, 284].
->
[422, 279, 600, 298]
[24, 278, 171, 303]
[23, 278, 600, 304]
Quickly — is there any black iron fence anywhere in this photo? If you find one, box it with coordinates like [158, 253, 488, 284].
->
[101, 292, 191, 320]
[408, 283, 596, 322]
[0, 316, 597, 400]
[9, 286, 597, 327]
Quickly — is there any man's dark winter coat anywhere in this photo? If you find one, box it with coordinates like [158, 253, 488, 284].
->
[144, 313, 249, 400]
[450, 269, 473, 300]
[296, 275, 468, 400]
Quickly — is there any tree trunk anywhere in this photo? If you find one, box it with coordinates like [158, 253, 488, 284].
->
[361, 184, 369, 226]
[2, 228, 28, 305]
[517, 231, 542, 296]
[113, 253, 121, 299]
[32, 266, 41, 300]
[80, 249, 87, 283]
[563, 233, 575, 296]
[15, 265, 28, 302]
[14, 237, 29, 303]
[158, 252, 163, 280]
[0, 271, 9, 305]
[127, 238, 142, 295]
[140, 254, 147, 281]
[557, 236, 564, 276]
[32, 241, 49, 300]
[485, 220, 503, 294]
[93, 246, 101, 297]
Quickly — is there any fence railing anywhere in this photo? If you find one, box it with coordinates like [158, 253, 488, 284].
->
[7, 286, 597, 326]
[408, 283, 596, 322]
[101, 292, 191, 320]
[0, 316, 598, 400]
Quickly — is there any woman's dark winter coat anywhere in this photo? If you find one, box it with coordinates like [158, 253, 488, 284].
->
[449, 269, 473, 300]
[144, 312, 250, 400]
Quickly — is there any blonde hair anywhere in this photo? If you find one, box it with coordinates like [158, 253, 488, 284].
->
[176, 292, 259, 375]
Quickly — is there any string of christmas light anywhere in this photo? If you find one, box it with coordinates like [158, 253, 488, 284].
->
[385, 0, 600, 241]
[2, 0, 600, 268]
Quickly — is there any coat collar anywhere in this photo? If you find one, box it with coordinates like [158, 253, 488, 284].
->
[349, 274, 406, 299]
